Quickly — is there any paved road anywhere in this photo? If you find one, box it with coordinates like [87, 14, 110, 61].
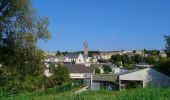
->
[74, 86, 89, 94]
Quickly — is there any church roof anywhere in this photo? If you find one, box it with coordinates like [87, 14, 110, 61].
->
[83, 55, 88, 59]
[65, 54, 80, 59]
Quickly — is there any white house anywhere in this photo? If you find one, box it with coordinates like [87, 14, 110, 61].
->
[44, 62, 58, 77]
[45, 56, 66, 63]
[44, 62, 52, 77]
[159, 50, 167, 58]
[64, 53, 89, 64]
[44, 68, 52, 77]
[113, 68, 120, 74]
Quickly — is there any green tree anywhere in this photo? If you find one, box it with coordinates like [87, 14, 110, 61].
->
[88, 51, 100, 57]
[71, 60, 76, 64]
[95, 67, 100, 74]
[133, 50, 136, 54]
[144, 50, 160, 55]
[56, 51, 61, 56]
[103, 65, 112, 74]
[155, 59, 170, 76]
[144, 49, 147, 54]
[62, 51, 68, 56]
[0, 0, 50, 93]
[123, 63, 130, 69]
[97, 58, 108, 63]
[131, 54, 144, 64]
[164, 35, 170, 57]
[121, 54, 130, 64]
[52, 65, 70, 85]
[111, 54, 122, 63]
[145, 55, 159, 65]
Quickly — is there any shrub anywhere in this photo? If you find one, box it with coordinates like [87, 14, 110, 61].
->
[103, 65, 112, 74]
[95, 67, 100, 74]
[52, 64, 70, 85]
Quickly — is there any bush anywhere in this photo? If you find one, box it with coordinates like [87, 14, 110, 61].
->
[103, 65, 112, 74]
[52, 64, 70, 85]
[123, 63, 129, 68]
[155, 59, 170, 76]
[95, 67, 100, 74]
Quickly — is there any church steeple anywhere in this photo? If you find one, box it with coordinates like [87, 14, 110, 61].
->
[84, 41, 88, 56]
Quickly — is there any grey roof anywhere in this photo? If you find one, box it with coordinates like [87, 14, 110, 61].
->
[92, 63, 117, 68]
[120, 68, 145, 75]
[64, 64, 94, 73]
[65, 54, 80, 59]
[93, 74, 118, 82]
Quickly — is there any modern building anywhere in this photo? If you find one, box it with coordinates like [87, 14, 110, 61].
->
[92, 74, 119, 90]
[65, 64, 94, 86]
[119, 68, 170, 90]
[64, 64, 119, 89]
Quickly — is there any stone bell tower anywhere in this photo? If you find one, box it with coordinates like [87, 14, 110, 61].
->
[84, 41, 88, 56]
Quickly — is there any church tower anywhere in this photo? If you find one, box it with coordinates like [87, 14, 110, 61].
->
[84, 41, 88, 56]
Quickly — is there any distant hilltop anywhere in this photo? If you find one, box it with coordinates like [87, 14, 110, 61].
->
[44, 49, 167, 59]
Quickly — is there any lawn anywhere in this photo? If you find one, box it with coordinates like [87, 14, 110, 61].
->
[1, 87, 170, 100]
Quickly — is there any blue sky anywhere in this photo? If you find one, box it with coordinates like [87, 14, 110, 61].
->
[32, 0, 170, 52]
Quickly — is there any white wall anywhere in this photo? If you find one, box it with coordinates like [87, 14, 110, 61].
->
[64, 54, 86, 64]
[70, 73, 86, 79]
[76, 54, 84, 64]
[44, 58, 50, 62]
[44, 69, 52, 77]
[70, 73, 92, 79]
[113, 68, 120, 74]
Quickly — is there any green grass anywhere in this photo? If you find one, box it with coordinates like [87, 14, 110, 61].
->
[1, 87, 170, 100]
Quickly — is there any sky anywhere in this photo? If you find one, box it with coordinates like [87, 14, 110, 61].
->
[32, 0, 170, 52]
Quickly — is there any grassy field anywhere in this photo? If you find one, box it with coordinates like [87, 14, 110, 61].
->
[1, 87, 170, 100]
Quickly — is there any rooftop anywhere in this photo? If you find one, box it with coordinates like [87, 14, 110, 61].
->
[65, 54, 80, 59]
[64, 64, 94, 74]
[93, 74, 118, 82]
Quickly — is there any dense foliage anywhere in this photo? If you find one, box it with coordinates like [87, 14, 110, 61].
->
[155, 58, 170, 76]
[154, 35, 170, 76]
[52, 64, 70, 85]
[0, 0, 50, 95]
[103, 65, 112, 74]
[164, 35, 170, 57]
[88, 51, 100, 57]
[111, 53, 162, 68]
[95, 67, 100, 74]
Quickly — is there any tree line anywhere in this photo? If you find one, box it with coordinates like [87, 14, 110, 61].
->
[0, 0, 58, 96]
